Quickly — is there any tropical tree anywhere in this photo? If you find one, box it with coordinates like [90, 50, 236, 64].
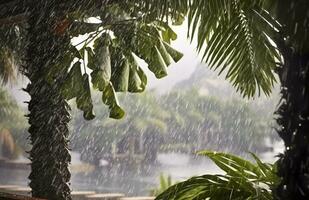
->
[1, 1, 184, 199]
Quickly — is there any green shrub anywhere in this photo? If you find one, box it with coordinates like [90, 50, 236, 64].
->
[155, 151, 279, 200]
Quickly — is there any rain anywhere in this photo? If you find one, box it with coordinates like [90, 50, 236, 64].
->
[0, 1, 309, 200]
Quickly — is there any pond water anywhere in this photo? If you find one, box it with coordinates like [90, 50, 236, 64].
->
[0, 141, 283, 196]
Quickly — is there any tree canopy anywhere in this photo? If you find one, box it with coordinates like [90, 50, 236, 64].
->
[0, 0, 284, 122]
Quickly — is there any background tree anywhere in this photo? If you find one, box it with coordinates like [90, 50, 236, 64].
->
[0, 87, 27, 159]
[71, 93, 169, 165]
[71, 88, 274, 167]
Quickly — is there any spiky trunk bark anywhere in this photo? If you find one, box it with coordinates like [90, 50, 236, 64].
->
[275, 40, 309, 199]
[25, 1, 72, 199]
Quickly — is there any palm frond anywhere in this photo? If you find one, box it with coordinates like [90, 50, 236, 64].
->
[122, 0, 281, 97]
[156, 151, 279, 200]
[187, 0, 281, 97]
[0, 24, 26, 85]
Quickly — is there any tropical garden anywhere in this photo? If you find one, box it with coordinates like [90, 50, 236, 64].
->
[0, 0, 308, 199]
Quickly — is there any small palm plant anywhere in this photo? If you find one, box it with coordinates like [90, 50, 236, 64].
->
[156, 151, 279, 200]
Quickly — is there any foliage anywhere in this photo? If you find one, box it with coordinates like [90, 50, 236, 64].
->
[57, 2, 185, 120]
[160, 89, 275, 153]
[187, 0, 280, 97]
[150, 174, 175, 197]
[71, 88, 276, 163]
[0, 24, 25, 84]
[0, 87, 28, 157]
[0, 1, 185, 121]
[70, 92, 169, 163]
[0, 0, 285, 122]
[156, 151, 279, 200]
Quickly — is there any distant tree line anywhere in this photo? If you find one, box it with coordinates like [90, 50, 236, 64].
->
[70, 88, 277, 165]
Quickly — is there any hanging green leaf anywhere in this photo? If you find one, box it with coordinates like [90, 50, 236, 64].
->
[148, 46, 168, 79]
[102, 82, 125, 119]
[111, 58, 130, 92]
[61, 61, 83, 100]
[76, 74, 95, 120]
[160, 22, 178, 43]
[163, 42, 183, 62]
[89, 35, 112, 91]
[92, 33, 112, 76]
[86, 47, 96, 70]
[157, 40, 173, 66]
[127, 54, 147, 93]
[91, 69, 109, 91]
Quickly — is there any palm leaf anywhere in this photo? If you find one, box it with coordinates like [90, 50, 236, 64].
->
[187, 0, 280, 97]
[155, 151, 278, 200]
[128, 0, 280, 97]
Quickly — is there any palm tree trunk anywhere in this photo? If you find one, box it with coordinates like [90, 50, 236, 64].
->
[25, 1, 72, 199]
[275, 40, 309, 199]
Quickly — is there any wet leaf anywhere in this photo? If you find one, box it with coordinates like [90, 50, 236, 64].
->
[76, 74, 95, 120]
[163, 42, 183, 62]
[102, 83, 125, 119]
[61, 61, 83, 100]
[111, 58, 130, 92]
[148, 46, 168, 79]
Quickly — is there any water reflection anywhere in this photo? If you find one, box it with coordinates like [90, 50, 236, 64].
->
[0, 142, 283, 196]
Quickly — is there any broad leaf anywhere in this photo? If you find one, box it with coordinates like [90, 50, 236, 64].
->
[102, 82, 125, 119]
[76, 74, 95, 120]
[156, 151, 278, 200]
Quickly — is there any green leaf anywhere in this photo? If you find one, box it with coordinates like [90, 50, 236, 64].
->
[91, 34, 112, 78]
[102, 83, 125, 119]
[86, 47, 96, 70]
[128, 57, 147, 93]
[160, 22, 178, 43]
[157, 40, 173, 66]
[163, 42, 183, 62]
[172, 13, 185, 26]
[90, 69, 109, 91]
[198, 150, 262, 179]
[156, 151, 277, 200]
[76, 74, 95, 120]
[186, 0, 278, 97]
[148, 46, 168, 79]
[61, 61, 83, 100]
[111, 58, 130, 92]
